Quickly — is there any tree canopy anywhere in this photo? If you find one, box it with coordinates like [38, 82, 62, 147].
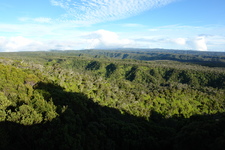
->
[0, 49, 225, 150]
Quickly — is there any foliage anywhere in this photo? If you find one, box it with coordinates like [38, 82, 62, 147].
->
[0, 49, 225, 149]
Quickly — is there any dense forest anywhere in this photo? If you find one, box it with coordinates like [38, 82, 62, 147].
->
[0, 49, 225, 150]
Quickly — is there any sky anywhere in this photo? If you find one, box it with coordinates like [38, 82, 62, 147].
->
[0, 0, 225, 52]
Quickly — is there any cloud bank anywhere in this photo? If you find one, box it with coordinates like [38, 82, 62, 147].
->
[0, 36, 82, 52]
[0, 36, 43, 52]
[0, 30, 213, 52]
[171, 36, 208, 51]
[135, 36, 209, 51]
[50, 0, 176, 24]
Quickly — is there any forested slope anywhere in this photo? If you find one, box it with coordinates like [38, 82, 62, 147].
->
[0, 49, 225, 149]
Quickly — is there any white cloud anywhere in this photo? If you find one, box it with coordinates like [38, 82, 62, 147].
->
[140, 25, 225, 51]
[0, 36, 43, 52]
[203, 35, 225, 51]
[132, 36, 208, 51]
[82, 30, 134, 49]
[21, 29, 134, 50]
[187, 36, 208, 51]
[50, 0, 177, 25]
[1, 30, 126, 51]
[172, 38, 186, 45]
[0, 36, 88, 52]
[0, 25, 224, 52]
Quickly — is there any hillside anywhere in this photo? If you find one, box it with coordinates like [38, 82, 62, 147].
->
[0, 49, 225, 150]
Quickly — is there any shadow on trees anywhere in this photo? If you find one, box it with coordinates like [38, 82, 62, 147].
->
[1, 82, 225, 150]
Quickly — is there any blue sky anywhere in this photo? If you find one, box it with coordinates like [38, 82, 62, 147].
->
[0, 0, 225, 52]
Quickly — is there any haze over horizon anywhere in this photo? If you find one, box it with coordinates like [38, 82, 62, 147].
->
[0, 0, 225, 52]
